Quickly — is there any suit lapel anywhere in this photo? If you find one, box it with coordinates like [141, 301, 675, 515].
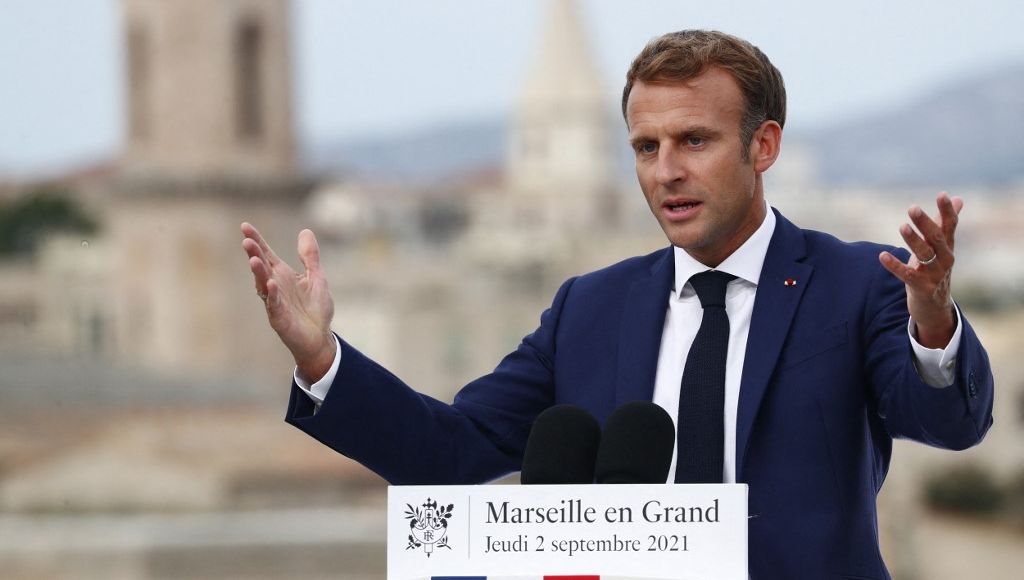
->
[736, 211, 812, 478]
[615, 247, 674, 408]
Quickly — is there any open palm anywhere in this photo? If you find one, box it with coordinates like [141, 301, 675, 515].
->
[241, 222, 337, 381]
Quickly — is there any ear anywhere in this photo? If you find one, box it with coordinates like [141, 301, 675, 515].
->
[749, 120, 782, 173]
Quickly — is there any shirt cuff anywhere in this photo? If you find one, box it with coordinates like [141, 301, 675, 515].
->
[908, 303, 963, 388]
[293, 334, 342, 405]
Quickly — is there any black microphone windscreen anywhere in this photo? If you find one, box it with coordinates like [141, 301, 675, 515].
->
[595, 401, 675, 484]
[520, 404, 601, 485]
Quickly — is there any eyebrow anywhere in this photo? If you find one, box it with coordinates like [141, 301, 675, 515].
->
[628, 124, 722, 146]
[627, 134, 654, 147]
[672, 125, 721, 139]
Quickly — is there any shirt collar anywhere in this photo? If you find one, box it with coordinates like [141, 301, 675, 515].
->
[672, 200, 776, 298]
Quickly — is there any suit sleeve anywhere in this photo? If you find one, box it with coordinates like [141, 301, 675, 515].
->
[864, 248, 993, 450]
[284, 277, 578, 485]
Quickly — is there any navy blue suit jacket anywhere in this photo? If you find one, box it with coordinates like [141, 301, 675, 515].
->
[287, 209, 993, 579]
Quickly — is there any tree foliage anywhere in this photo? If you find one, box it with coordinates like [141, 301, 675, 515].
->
[0, 189, 98, 257]
[925, 463, 1005, 516]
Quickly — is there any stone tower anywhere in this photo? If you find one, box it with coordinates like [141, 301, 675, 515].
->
[506, 0, 618, 231]
[122, 0, 296, 179]
[106, 0, 310, 381]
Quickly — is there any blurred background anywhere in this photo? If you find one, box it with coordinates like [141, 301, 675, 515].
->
[0, 0, 1022, 578]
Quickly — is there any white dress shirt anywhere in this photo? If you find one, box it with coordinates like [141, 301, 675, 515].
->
[296, 201, 963, 484]
[651, 206, 775, 484]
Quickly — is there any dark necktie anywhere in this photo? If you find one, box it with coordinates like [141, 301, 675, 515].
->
[675, 270, 736, 484]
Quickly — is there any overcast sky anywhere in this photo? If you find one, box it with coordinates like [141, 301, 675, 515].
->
[1, 0, 1023, 177]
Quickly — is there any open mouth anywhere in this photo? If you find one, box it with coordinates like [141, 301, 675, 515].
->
[666, 201, 700, 211]
[663, 200, 702, 220]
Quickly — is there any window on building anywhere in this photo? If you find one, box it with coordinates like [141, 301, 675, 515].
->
[235, 18, 265, 141]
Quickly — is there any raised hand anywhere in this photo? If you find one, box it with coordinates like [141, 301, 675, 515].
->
[878, 192, 962, 349]
[242, 222, 337, 382]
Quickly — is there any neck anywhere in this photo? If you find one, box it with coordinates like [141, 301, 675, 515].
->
[686, 191, 767, 268]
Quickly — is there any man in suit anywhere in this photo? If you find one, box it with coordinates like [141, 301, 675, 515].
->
[242, 30, 993, 579]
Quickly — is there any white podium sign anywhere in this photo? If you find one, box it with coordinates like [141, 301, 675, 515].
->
[388, 483, 747, 580]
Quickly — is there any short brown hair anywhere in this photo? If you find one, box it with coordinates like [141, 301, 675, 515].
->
[622, 30, 786, 151]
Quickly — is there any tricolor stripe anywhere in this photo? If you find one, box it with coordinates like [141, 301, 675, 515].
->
[429, 576, 655, 580]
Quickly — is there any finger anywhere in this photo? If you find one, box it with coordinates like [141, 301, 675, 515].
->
[898, 223, 934, 265]
[297, 229, 321, 274]
[243, 238, 279, 290]
[249, 255, 270, 295]
[240, 222, 282, 266]
[950, 196, 964, 214]
[266, 278, 282, 309]
[879, 251, 913, 284]
[242, 237, 268, 265]
[936, 193, 962, 252]
[908, 205, 953, 265]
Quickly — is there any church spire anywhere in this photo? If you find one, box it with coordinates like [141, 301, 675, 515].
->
[520, 0, 605, 108]
[506, 0, 617, 225]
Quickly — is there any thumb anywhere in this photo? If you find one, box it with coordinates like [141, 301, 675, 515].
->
[297, 229, 321, 273]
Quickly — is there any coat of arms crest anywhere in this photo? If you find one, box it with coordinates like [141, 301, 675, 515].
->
[405, 498, 454, 557]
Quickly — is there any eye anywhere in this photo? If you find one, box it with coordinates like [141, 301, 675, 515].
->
[686, 135, 705, 147]
[635, 141, 657, 155]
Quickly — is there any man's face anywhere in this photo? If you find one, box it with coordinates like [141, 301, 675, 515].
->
[626, 68, 772, 267]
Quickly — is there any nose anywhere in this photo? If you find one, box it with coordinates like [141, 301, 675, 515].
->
[654, 145, 686, 186]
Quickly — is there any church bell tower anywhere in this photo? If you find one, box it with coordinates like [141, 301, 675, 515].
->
[109, 0, 310, 380]
[506, 0, 618, 231]
[123, 0, 296, 178]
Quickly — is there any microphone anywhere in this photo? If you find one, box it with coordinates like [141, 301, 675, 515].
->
[595, 402, 675, 484]
[520, 404, 601, 485]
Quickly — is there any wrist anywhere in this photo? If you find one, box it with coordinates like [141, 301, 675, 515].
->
[296, 333, 336, 383]
[914, 306, 956, 349]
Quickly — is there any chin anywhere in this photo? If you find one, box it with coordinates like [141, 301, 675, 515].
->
[662, 226, 705, 251]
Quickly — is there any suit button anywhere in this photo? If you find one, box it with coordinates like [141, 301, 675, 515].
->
[968, 370, 977, 398]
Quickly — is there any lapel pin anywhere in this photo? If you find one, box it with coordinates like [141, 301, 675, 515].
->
[784, 278, 797, 287]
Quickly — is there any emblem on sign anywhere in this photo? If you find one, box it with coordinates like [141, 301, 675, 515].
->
[405, 498, 454, 557]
